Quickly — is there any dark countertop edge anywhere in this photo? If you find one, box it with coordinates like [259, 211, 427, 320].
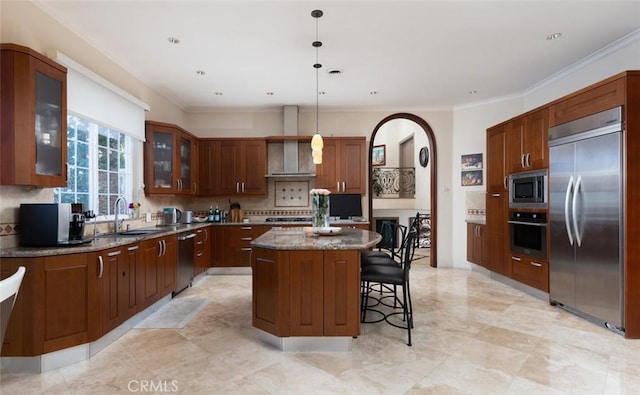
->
[250, 228, 382, 251]
[0, 223, 212, 258]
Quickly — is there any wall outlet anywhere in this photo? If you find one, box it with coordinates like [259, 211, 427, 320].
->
[145, 212, 152, 222]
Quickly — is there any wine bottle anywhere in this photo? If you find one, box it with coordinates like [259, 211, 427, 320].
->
[214, 206, 221, 223]
[208, 206, 214, 222]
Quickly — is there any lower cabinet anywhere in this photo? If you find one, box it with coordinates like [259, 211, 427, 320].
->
[139, 235, 177, 309]
[466, 223, 485, 266]
[252, 247, 360, 337]
[0, 253, 101, 356]
[194, 226, 212, 275]
[97, 244, 140, 334]
[213, 224, 268, 267]
[510, 253, 549, 292]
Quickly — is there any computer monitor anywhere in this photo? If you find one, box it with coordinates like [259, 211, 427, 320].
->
[329, 194, 363, 219]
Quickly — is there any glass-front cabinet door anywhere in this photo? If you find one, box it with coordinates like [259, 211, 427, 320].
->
[1, 44, 67, 187]
[144, 121, 198, 195]
[35, 71, 64, 177]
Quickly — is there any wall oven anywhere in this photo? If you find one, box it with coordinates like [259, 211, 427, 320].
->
[508, 211, 547, 260]
[509, 170, 547, 208]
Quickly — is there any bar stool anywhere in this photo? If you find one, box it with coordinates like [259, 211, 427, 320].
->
[1, 266, 26, 345]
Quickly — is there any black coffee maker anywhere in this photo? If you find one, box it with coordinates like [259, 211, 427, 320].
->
[69, 203, 85, 241]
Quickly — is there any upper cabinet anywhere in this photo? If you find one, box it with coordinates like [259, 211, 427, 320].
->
[1, 44, 68, 187]
[507, 108, 549, 173]
[486, 123, 509, 192]
[215, 139, 267, 196]
[144, 121, 197, 196]
[315, 137, 366, 194]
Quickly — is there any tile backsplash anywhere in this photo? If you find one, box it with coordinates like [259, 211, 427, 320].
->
[465, 191, 486, 219]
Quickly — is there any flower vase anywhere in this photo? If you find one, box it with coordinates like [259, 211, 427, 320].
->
[312, 193, 330, 229]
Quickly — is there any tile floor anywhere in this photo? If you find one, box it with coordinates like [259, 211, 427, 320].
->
[2, 257, 640, 394]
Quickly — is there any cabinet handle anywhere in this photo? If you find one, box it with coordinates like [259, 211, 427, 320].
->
[236, 182, 240, 193]
[511, 256, 521, 262]
[503, 176, 508, 190]
[162, 240, 166, 256]
[158, 240, 163, 257]
[203, 229, 208, 242]
[521, 154, 525, 168]
[196, 240, 203, 245]
[527, 153, 531, 168]
[337, 182, 340, 191]
[530, 261, 542, 267]
[242, 182, 245, 193]
[240, 237, 252, 241]
[241, 226, 252, 230]
[240, 247, 252, 251]
[196, 252, 203, 257]
[492, 193, 501, 197]
[97, 256, 104, 279]
[108, 250, 122, 257]
[193, 182, 197, 194]
[127, 245, 139, 251]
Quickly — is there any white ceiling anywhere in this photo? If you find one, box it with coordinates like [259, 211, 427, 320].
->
[33, 1, 640, 111]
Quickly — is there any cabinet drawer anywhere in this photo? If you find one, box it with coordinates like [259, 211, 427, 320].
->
[228, 225, 267, 247]
[510, 255, 548, 292]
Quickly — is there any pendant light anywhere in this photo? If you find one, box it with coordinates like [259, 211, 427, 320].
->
[311, 9, 324, 164]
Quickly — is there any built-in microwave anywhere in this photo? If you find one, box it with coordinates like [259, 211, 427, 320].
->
[509, 170, 547, 208]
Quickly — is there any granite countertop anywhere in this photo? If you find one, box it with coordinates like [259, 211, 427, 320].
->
[0, 223, 212, 258]
[251, 227, 381, 251]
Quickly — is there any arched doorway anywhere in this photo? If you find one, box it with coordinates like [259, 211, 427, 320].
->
[368, 113, 437, 267]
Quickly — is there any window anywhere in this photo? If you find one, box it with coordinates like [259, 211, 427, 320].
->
[54, 114, 133, 216]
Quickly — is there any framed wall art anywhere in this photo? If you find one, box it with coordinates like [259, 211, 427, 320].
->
[372, 144, 386, 166]
[461, 153, 483, 186]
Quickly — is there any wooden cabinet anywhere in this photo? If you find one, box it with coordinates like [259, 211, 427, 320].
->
[198, 140, 218, 196]
[138, 235, 177, 308]
[0, 44, 68, 187]
[0, 254, 100, 356]
[508, 108, 549, 172]
[194, 226, 212, 275]
[252, 247, 360, 337]
[98, 244, 140, 333]
[485, 192, 509, 277]
[216, 139, 267, 196]
[510, 253, 548, 292]
[315, 137, 366, 194]
[466, 223, 485, 266]
[486, 124, 509, 192]
[229, 225, 268, 267]
[144, 121, 198, 196]
[549, 78, 625, 127]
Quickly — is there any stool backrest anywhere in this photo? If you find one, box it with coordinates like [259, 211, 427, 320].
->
[1, 266, 26, 345]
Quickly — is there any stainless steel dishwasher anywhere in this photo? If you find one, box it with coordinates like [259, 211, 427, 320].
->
[175, 231, 196, 295]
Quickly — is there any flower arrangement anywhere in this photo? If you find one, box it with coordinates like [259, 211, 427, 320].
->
[128, 202, 142, 209]
[310, 188, 331, 229]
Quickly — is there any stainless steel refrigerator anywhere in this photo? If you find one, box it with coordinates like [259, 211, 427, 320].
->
[548, 106, 624, 333]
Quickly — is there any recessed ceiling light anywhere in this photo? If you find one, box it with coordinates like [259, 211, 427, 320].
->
[196, 70, 205, 75]
[546, 32, 562, 40]
[318, 91, 326, 95]
[469, 90, 478, 95]
[213, 92, 223, 96]
[167, 37, 180, 44]
[370, 91, 378, 95]
[266, 92, 274, 96]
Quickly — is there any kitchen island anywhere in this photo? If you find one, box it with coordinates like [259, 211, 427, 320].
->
[250, 227, 381, 351]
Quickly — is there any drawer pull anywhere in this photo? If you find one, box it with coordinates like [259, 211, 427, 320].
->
[511, 256, 521, 262]
[127, 245, 139, 251]
[530, 261, 542, 267]
[240, 247, 252, 251]
[108, 250, 122, 257]
[240, 237, 252, 241]
[241, 227, 252, 230]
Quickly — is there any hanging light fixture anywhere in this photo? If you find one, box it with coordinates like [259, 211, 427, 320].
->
[310, 9, 324, 164]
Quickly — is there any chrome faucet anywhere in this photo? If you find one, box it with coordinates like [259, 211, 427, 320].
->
[114, 196, 128, 233]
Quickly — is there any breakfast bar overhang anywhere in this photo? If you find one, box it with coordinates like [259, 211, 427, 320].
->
[250, 227, 381, 351]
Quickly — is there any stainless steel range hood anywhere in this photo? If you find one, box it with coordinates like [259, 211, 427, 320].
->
[266, 105, 315, 178]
